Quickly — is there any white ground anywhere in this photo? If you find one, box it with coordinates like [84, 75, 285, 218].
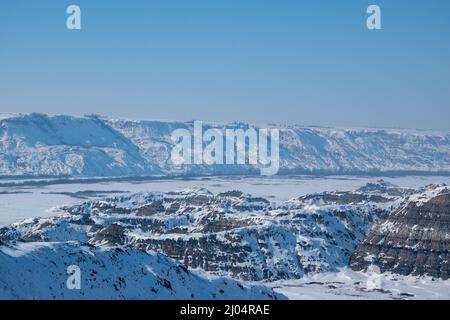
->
[270, 268, 450, 300]
[1, 175, 450, 226]
[1, 174, 450, 300]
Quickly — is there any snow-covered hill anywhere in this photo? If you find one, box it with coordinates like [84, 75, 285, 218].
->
[0, 181, 410, 281]
[0, 114, 159, 177]
[0, 241, 282, 300]
[1, 181, 448, 298]
[2, 113, 450, 177]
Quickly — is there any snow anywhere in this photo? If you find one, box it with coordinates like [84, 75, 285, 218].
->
[2, 113, 450, 299]
[2, 113, 450, 177]
[0, 241, 283, 300]
[271, 268, 450, 300]
[2, 175, 450, 227]
[0, 176, 450, 227]
[1, 181, 415, 281]
[1, 176, 449, 299]
[0, 113, 159, 177]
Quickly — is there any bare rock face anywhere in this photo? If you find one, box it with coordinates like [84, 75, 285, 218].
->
[350, 187, 450, 279]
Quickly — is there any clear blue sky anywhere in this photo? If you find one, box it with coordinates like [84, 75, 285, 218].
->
[1, 0, 449, 130]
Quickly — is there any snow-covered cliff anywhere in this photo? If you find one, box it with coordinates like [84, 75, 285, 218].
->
[2, 113, 450, 177]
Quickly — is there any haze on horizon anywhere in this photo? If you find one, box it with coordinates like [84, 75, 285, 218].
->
[1, 0, 450, 130]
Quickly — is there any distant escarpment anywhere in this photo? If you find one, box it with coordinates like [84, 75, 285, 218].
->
[2, 113, 450, 177]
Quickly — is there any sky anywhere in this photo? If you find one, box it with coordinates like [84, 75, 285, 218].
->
[1, 0, 449, 130]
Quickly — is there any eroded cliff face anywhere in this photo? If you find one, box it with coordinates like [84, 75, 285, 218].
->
[350, 186, 450, 279]
[0, 183, 400, 281]
[4, 181, 448, 283]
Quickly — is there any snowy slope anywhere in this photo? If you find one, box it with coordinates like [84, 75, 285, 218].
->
[2, 113, 450, 177]
[108, 118, 450, 175]
[0, 182, 410, 281]
[1, 182, 447, 299]
[0, 114, 158, 177]
[271, 268, 450, 300]
[0, 241, 282, 300]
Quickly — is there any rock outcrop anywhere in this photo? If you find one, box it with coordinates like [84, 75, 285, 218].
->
[350, 186, 450, 279]
[1, 184, 402, 281]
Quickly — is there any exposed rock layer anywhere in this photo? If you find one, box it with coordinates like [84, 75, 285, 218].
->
[1, 183, 400, 281]
[350, 187, 450, 279]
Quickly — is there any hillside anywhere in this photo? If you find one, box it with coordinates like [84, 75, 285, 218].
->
[0, 241, 281, 299]
[1, 113, 450, 177]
